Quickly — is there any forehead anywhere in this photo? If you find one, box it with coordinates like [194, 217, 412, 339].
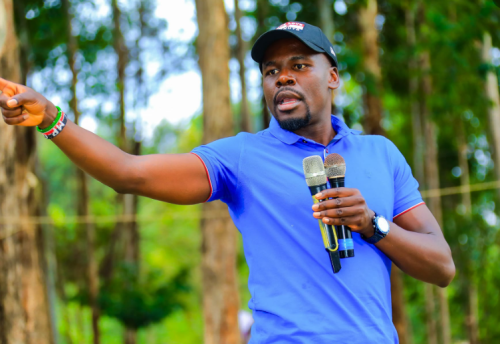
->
[262, 38, 320, 64]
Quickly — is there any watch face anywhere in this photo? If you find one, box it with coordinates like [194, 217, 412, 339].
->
[376, 217, 390, 234]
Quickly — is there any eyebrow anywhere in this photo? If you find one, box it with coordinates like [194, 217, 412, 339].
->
[263, 60, 276, 68]
[290, 55, 310, 61]
[263, 55, 312, 69]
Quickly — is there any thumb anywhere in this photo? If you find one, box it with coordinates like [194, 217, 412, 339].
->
[6, 92, 31, 108]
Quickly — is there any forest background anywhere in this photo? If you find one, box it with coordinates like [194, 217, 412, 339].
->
[0, 0, 500, 343]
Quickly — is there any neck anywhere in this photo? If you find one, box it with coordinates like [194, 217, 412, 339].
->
[293, 112, 336, 146]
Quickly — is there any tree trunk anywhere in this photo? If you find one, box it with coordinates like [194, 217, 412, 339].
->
[111, 1, 140, 342]
[457, 120, 479, 344]
[406, 4, 424, 185]
[423, 283, 438, 344]
[391, 264, 409, 344]
[481, 31, 500, 203]
[420, 50, 451, 344]
[316, 0, 337, 115]
[0, 0, 53, 342]
[62, 0, 101, 342]
[317, 0, 334, 41]
[358, 0, 385, 136]
[194, 0, 241, 343]
[234, 0, 251, 133]
[255, 0, 270, 130]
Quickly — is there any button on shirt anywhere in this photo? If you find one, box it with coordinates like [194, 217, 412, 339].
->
[192, 115, 424, 344]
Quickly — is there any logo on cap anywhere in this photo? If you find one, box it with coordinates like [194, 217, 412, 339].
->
[330, 46, 336, 56]
[277, 22, 305, 31]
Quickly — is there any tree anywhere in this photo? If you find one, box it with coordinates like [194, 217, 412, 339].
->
[194, 0, 241, 343]
[358, 0, 385, 135]
[481, 31, 500, 203]
[0, 0, 53, 342]
[234, 0, 252, 133]
[60, 0, 101, 342]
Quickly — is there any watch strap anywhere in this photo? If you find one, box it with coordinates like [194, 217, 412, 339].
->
[361, 212, 388, 244]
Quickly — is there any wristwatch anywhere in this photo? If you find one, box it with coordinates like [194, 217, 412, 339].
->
[361, 212, 390, 244]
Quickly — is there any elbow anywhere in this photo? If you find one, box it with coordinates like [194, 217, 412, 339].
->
[437, 260, 456, 288]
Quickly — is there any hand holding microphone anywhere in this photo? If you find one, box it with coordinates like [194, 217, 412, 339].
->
[311, 177, 375, 239]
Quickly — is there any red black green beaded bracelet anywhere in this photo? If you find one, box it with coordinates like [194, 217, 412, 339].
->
[36, 106, 67, 139]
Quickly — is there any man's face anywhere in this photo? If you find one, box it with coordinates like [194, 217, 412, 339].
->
[261, 38, 339, 132]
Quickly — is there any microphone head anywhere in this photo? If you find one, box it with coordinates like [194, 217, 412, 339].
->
[303, 155, 327, 187]
[324, 153, 346, 178]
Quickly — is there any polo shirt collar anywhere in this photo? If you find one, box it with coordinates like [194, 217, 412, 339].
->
[269, 115, 361, 145]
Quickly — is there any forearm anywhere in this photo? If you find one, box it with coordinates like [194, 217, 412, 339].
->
[51, 118, 135, 193]
[375, 222, 455, 287]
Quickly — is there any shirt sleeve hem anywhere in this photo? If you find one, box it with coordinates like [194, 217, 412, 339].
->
[190, 152, 213, 203]
[393, 201, 425, 219]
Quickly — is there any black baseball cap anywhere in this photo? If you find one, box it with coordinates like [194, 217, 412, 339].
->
[251, 22, 338, 71]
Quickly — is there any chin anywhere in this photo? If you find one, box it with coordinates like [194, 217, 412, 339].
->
[275, 110, 311, 132]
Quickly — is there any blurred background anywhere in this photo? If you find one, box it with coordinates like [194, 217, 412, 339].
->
[0, 0, 499, 343]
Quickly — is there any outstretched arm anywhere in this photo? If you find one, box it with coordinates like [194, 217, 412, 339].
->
[0, 78, 210, 205]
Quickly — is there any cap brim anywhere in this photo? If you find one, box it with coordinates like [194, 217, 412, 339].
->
[251, 30, 325, 66]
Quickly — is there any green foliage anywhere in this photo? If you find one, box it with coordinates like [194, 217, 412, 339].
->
[12, 0, 500, 342]
[97, 264, 190, 330]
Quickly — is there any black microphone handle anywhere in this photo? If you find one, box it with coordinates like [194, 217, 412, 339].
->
[328, 177, 355, 258]
[309, 184, 341, 274]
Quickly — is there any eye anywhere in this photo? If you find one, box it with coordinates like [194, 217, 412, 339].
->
[266, 69, 279, 76]
[295, 64, 306, 70]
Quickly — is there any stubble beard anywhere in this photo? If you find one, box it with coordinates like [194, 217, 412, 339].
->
[275, 103, 312, 132]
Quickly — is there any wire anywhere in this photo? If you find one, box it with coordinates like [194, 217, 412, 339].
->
[1, 180, 499, 241]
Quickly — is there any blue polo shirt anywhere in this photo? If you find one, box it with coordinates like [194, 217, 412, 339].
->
[192, 115, 424, 344]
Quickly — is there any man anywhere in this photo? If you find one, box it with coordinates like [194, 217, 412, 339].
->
[1, 22, 454, 343]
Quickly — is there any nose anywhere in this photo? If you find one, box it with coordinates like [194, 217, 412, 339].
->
[276, 72, 296, 88]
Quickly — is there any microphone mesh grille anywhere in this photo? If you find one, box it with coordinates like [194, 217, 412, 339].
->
[324, 153, 346, 178]
[303, 156, 327, 187]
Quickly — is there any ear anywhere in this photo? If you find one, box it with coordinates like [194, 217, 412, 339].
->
[327, 67, 340, 90]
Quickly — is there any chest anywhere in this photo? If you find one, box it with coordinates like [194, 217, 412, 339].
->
[235, 143, 395, 219]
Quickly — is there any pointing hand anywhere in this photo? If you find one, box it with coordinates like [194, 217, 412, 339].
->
[0, 77, 58, 128]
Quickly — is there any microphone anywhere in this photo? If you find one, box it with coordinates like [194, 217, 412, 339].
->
[303, 156, 341, 274]
[324, 153, 354, 258]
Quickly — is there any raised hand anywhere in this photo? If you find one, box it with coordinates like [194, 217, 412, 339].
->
[0, 77, 57, 128]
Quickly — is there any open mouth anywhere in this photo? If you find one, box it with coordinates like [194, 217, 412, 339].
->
[277, 98, 301, 112]
[275, 91, 303, 112]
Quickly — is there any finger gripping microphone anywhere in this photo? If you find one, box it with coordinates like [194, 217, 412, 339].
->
[324, 153, 354, 258]
[303, 156, 341, 274]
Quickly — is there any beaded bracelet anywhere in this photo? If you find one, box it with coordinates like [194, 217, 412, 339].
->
[36, 106, 67, 140]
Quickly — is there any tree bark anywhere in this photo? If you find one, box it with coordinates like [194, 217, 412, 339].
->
[420, 50, 451, 344]
[0, 0, 53, 342]
[255, 0, 270, 130]
[111, 2, 140, 343]
[406, 4, 424, 185]
[234, 0, 251, 133]
[391, 264, 409, 344]
[61, 0, 101, 342]
[358, 0, 385, 136]
[195, 0, 241, 343]
[481, 31, 500, 203]
[316, 0, 337, 115]
[457, 119, 479, 344]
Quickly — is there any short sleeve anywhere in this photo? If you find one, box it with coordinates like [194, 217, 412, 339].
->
[386, 140, 425, 219]
[191, 134, 245, 204]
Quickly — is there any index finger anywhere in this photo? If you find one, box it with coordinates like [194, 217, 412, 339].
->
[0, 77, 11, 93]
[315, 187, 359, 200]
[0, 77, 18, 98]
